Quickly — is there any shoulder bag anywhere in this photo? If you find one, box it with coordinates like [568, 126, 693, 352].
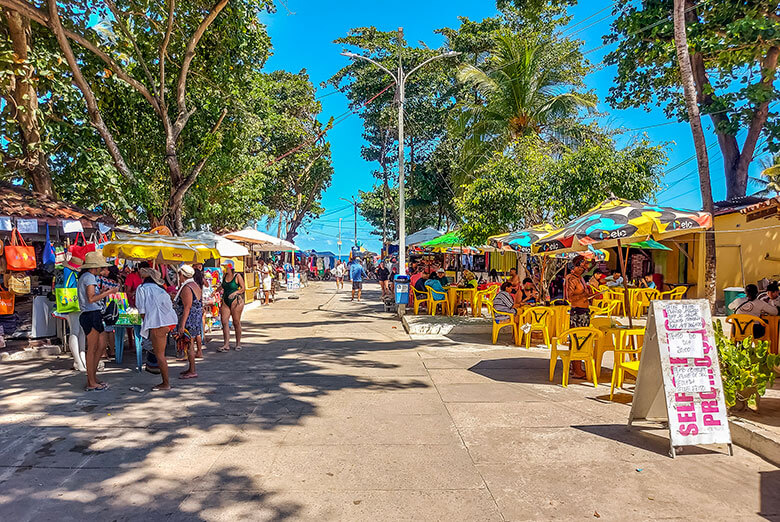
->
[6, 228, 36, 271]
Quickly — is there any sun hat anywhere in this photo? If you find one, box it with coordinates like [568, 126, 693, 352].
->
[139, 267, 165, 286]
[436, 267, 445, 273]
[81, 250, 111, 269]
[221, 259, 235, 270]
[179, 264, 195, 278]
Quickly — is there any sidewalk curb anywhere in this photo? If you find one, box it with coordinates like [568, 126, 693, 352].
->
[729, 417, 780, 466]
[0, 345, 62, 362]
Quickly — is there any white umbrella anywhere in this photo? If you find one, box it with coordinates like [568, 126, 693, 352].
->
[183, 230, 249, 258]
[224, 228, 299, 251]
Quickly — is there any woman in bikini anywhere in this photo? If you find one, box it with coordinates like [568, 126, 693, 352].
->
[174, 264, 203, 379]
[218, 260, 245, 352]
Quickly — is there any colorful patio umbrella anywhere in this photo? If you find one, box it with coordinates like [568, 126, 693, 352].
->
[418, 231, 495, 253]
[490, 224, 557, 253]
[628, 239, 672, 251]
[101, 233, 218, 263]
[533, 198, 712, 254]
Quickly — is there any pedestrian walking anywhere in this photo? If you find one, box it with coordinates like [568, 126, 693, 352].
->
[136, 267, 178, 391]
[77, 251, 115, 391]
[334, 261, 345, 290]
[349, 259, 368, 302]
[218, 259, 245, 352]
[174, 265, 203, 379]
[259, 258, 273, 305]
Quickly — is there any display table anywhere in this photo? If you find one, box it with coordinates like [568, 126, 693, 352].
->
[114, 310, 143, 372]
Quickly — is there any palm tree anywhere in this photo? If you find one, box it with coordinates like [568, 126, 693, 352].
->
[454, 31, 596, 173]
[754, 155, 780, 195]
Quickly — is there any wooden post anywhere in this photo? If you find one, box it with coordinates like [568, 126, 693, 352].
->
[617, 238, 633, 328]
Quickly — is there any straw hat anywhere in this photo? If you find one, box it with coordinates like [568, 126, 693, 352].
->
[81, 251, 111, 269]
[139, 267, 165, 286]
[179, 264, 195, 278]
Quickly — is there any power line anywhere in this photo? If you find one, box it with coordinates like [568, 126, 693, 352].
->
[561, 3, 617, 36]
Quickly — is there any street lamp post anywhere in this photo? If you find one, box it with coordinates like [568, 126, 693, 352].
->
[342, 29, 459, 276]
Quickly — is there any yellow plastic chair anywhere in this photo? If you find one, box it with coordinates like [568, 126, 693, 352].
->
[590, 318, 615, 381]
[659, 286, 687, 300]
[475, 285, 499, 316]
[632, 289, 660, 317]
[411, 288, 428, 315]
[427, 287, 451, 316]
[549, 327, 604, 388]
[486, 302, 519, 345]
[589, 300, 619, 317]
[726, 314, 769, 342]
[606, 290, 625, 315]
[549, 304, 570, 338]
[610, 327, 645, 399]
[518, 306, 553, 349]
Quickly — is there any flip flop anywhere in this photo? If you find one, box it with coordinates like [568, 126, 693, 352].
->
[179, 372, 198, 379]
[216, 346, 230, 353]
[234, 345, 242, 351]
[85, 383, 109, 392]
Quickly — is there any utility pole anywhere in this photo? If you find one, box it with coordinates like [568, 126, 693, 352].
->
[341, 34, 459, 276]
[340, 196, 359, 247]
[338, 218, 342, 259]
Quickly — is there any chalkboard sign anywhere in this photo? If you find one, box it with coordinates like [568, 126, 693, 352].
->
[629, 299, 732, 458]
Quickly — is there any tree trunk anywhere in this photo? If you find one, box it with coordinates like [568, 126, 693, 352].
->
[3, 8, 53, 195]
[674, 0, 717, 310]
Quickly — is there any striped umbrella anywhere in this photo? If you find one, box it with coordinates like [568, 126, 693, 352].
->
[101, 233, 218, 263]
[533, 198, 712, 254]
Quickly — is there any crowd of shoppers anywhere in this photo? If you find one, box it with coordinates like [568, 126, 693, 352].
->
[72, 250, 248, 392]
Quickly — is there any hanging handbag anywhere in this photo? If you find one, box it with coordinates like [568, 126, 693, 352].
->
[54, 246, 66, 269]
[5, 229, 36, 271]
[8, 272, 31, 295]
[0, 286, 14, 315]
[42, 223, 56, 268]
[66, 232, 95, 271]
[55, 271, 80, 313]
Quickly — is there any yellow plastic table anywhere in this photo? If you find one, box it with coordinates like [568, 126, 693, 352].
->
[447, 286, 476, 316]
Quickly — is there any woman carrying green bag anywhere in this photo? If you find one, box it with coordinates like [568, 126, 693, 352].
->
[58, 269, 86, 372]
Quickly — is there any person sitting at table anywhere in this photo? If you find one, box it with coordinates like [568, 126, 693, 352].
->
[425, 272, 447, 301]
[436, 268, 450, 287]
[606, 270, 624, 287]
[507, 268, 521, 294]
[460, 269, 478, 288]
[519, 278, 538, 305]
[493, 282, 516, 321]
[761, 282, 780, 307]
[639, 273, 656, 289]
[413, 271, 429, 294]
[730, 284, 778, 316]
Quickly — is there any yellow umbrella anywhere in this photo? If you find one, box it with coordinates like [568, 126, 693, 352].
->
[101, 233, 218, 263]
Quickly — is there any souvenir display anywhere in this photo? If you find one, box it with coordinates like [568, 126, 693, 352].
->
[6, 229, 36, 271]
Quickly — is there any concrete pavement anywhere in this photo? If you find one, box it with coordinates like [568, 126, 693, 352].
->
[0, 281, 778, 520]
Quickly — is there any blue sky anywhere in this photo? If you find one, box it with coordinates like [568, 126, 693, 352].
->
[260, 1, 771, 254]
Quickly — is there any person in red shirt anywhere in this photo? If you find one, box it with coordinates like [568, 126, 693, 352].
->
[124, 261, 149, 307]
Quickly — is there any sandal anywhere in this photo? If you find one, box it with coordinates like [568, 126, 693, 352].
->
[217, 345, 230, 353]
[85, 383, 109, 392]
[152, 384, 171, 391]
[179, 372, 198, 379]
[234, 345, 242, 351]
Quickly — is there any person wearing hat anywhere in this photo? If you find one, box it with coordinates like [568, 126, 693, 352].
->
[78, 251, 115, 391]
[218, 259, 245, 352]
[436, 267, 450, 287]
[173, 264, 203, 379]
[136, 266, 179, 391]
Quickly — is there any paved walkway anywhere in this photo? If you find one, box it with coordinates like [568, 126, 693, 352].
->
[0, 282, 778, 520]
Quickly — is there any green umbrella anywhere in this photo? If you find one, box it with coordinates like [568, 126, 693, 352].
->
[627, 239, 672, 251]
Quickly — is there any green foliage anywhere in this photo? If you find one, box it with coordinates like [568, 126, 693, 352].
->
[715, 320, 780, 409]
[455, 135, 667, 244]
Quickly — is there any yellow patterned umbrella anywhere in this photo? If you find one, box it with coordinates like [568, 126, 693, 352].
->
[101, 233, 218, 263]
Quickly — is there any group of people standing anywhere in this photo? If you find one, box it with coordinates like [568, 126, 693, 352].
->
[75, 252, 245, 392]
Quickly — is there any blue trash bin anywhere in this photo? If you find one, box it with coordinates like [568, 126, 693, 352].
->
[394, 275, 410, 305]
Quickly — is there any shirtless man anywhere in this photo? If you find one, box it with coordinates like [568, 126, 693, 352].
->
[565, 256, 592, 379]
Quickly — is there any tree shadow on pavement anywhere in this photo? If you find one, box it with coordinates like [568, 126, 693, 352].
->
[0, 318, 437, 520]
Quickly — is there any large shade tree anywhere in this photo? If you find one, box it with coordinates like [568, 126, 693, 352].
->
[606, 0, 780, 199]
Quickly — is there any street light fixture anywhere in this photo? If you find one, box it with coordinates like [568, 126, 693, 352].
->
[341, 29, 460, 277]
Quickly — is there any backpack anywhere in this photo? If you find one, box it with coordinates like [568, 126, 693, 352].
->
[103, 300, 119, 326]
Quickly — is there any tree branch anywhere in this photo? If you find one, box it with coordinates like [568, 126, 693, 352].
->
[46, 0, 133, 181]
[0, 0, 159, 113]
[159, 0, 175, 106]
[104, 0, 156, 91]
[737, 45, 780, 181]
[182, 107, 228, 188]
[172, 0, 229, 137]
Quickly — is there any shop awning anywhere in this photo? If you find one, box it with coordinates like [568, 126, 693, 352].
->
[223, 228, 299, 251]
[183, 230, 249, 258]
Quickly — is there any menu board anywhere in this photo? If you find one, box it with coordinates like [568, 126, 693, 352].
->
[629, 300, 732, 457]
[286, 273, 301, 292]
